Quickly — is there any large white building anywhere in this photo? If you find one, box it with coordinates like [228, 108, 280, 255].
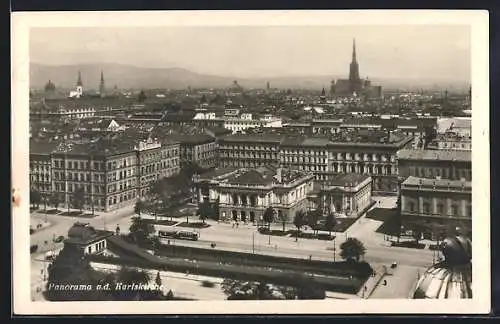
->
[223, 112, 282, 134]
[194, 166, 314, 223]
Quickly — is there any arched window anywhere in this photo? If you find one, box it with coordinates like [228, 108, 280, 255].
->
[423, 203, 430, 214]
[250, 196, 257, 207]
[408, 202, 415, 212]
[437, 203, 444, 215]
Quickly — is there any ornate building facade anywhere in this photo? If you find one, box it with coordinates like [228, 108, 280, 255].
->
[308, 173, 373, 218]
[194, 167, 315, 223]
[400, 176, 472, 238]
[397, 149, 472, 181]
[31, 136, 181, 213]
[217, 133, 413, 195]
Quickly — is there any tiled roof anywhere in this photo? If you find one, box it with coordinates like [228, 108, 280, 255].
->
[197, 167, 239, 180]
[281, 136, 332, 147]
[228, 168, 275, 185]
[219, 135, 284, 143]
[437, 117, 471, 133]
[325, 173, 371, 187]
[29, 139, 59, 155]
[169, 134, 215, 145]
[65, 222, 113, 245]
[397, 149, 471, 162]
[402, 176, 471, 189]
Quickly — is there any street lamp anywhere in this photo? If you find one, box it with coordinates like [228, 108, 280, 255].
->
[252, 230, 255, 255]
[333, 236, 336, 262]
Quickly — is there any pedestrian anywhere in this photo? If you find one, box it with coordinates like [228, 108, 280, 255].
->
[236, 222, 239, 228]
[232, 223, 235, 228]
[274, 244, 277, 251]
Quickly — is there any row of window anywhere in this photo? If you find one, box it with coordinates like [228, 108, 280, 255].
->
[405, 201, 472, 217]
[405, 167, 471, 181]
[31, 174, 50, 182]
[108, 191, 136, 206]
[86, 241, 105, 254]
[31, 184, 51, 192]
[220, 153, 279, 160]
[282, 157, 328, 164]
[219, 145, 278, 151]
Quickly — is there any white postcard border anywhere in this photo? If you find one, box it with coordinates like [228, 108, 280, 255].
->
[12, 10, 490, 315]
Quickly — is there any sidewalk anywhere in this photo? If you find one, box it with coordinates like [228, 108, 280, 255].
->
[356, 264, 387, 299]
[369, 265, 425, 299]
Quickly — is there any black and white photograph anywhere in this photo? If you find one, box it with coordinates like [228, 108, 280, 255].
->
[11, 10, 490, 314]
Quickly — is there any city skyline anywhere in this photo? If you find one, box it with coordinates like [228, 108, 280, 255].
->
[30, 25, 470, 81]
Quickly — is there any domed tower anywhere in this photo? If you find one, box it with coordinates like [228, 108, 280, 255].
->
[411, 235, 472, 299]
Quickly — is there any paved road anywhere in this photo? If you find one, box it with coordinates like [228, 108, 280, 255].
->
[108, 207, 438, 269]
[29, 206, 136, 300]
[30, 197, 437, 300]
[30, 206, 135, 253]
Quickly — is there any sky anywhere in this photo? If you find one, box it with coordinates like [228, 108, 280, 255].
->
[30, 25, 470, 81]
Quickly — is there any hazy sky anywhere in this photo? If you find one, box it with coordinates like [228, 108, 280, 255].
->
[30, 25, 470, 80]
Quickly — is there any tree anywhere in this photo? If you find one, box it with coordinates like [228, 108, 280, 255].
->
[155, 271, 162, 287]
[134, 200, 144, 216]
[197, 200, 212, 223]
[412, 224, 424, 244]
[41, 193, 48, 211]
[276, 211, 287, 232]
[129, 216, 155, 245]
[111, 266, 153, 300]
[263, 207, 275, 230]
[71, 187, 85, 213]
[49, 192, 61, 211]
[306, 209, 322, 235]
[45, 245, 113, 301]
[339, 237, 366, 263]
[221, 279, 296, 300]
[324, 212, 337, 237]
[138, 90, 147, 102]
[30, 189, 41, 209]
[293, 210, 307, 242]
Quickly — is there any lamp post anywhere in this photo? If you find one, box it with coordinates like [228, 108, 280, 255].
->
[333, 236, 336, 262]
[252, 230, 255, 255]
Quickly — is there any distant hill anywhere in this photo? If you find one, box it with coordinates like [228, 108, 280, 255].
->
[30, 62, 470, 92]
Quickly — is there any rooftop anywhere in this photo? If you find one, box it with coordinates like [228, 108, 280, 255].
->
[65, 222, 113, 245]
[402, 176, 471, 190]
[397, 149, 471, 162]
[197, 167, 239, 181]
[168, 134, 215, 145]
[227, 166, 276, 185]
[30, 139, 59, 155]
[219, 134, 284, 144]
[324, 173, 371, 187]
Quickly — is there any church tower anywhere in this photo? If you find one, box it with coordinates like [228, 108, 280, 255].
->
[76, 71, 83, 97]
[99, 70, 106, 97]
[349, 38, 361, 93]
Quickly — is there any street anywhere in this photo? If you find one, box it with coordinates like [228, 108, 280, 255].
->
[30, 196, 437, 300]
